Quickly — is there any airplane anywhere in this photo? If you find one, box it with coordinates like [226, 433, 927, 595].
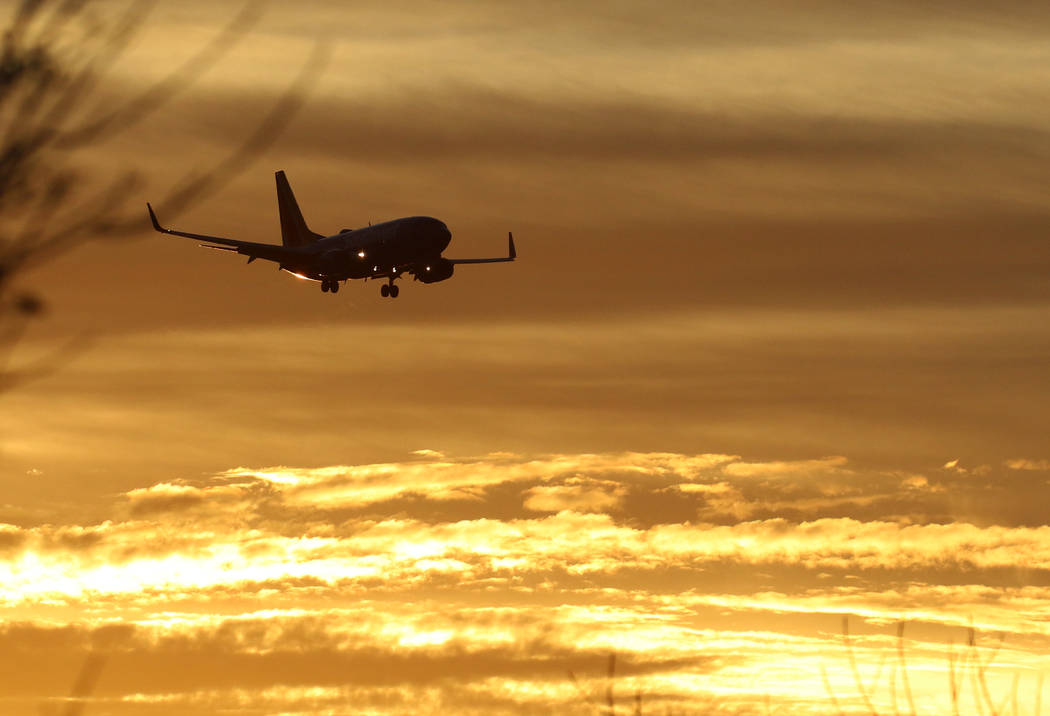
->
[146, 170, 515, 298]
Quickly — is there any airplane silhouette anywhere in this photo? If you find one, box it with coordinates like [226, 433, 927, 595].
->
[147, 170, 515, 298]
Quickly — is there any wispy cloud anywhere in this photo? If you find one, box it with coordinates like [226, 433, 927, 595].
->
[1005, 458, 1050, 471]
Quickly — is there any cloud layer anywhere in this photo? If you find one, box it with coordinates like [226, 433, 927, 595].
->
[2, 452, 1049, 714]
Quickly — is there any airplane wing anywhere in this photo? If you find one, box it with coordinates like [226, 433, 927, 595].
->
[447, 232, 516, 264]
[146, 203, 303, 264]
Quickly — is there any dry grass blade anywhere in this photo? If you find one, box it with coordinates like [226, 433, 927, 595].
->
[948, 640, 961, 716]
[890, 657, 898, 716]
[821, 664, 846, 716]
[971, 627, 1005, 716]
[843, 616, 880, 716]
[1009, 672, 1019, 716]
[1035, 673, 1044, 716]
[569, 669, 602, 715]
[967, 629, 987, 716]
[897, 621, 917, 716]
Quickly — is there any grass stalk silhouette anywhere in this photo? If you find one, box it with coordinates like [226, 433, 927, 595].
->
[569, 618, 1046, 716]
[825, 618, 1043, 716]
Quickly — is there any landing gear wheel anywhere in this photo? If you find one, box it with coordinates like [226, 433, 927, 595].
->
[390, 285, 400, 298]
[321, 280, 330, 293]
[331, 281, 340, 294]
[380, 284, 390, 298]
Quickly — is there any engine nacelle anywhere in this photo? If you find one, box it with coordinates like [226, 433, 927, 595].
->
[416, 258, 454, 283]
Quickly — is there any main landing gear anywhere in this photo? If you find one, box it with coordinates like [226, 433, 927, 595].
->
[320, 279, 339, 293]
[380, 282, 399, 298]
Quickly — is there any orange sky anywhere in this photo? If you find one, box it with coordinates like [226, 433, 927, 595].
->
[3, 0, 1050, 713]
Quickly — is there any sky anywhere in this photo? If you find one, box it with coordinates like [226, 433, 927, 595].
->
[2, 0, 1050, 713]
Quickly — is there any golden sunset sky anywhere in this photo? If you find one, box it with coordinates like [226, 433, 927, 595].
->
[2, 0, 1050, 713]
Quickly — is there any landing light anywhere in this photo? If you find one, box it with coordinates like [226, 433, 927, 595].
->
[425, 265, 431, 271]
[358, 250, 366, 258]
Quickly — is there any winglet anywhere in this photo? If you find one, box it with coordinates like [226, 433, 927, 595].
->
[146, 202, 164, 233]
[509, 232, 516, 260]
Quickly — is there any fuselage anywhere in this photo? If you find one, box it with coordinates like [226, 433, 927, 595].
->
[280, 216, 452, 282]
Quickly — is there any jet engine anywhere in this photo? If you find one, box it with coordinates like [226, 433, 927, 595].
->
[416, 258, 454, 283]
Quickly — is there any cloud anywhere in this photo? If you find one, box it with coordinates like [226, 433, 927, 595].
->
[225, 452, 737, 511]
[123, 479, 272, 521]
[4, 456, 1050, 610]
[900, 475, 942, 492]
[1, 451, 1042, 589]
[522, 481, 626, 513]
[1005, 458, 1050, 471]
[0, 525, 27, 554]
[723, 456, 850, 478]
[412, 449, 446, 458]
[676, 482, 755, 521]
[125, 483, 208, 515]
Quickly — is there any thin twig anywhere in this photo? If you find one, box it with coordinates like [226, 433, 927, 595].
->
[55, 0, 266, 147]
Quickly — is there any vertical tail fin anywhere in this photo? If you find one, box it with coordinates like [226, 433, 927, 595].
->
[276, 170, 323, 247]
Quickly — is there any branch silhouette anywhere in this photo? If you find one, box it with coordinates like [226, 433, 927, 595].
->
[0, 0, 330, 388]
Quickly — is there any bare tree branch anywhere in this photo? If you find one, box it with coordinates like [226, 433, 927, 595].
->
[0, 0, 328, 390]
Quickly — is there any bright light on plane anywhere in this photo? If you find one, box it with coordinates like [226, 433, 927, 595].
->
[358, 251, 366, 258]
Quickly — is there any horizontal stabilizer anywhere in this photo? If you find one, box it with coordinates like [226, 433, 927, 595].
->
[448, 232, 517, 265]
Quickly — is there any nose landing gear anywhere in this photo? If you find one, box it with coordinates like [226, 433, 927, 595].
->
[320, 279, 340, 294]
[380, 283, 399, 298]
